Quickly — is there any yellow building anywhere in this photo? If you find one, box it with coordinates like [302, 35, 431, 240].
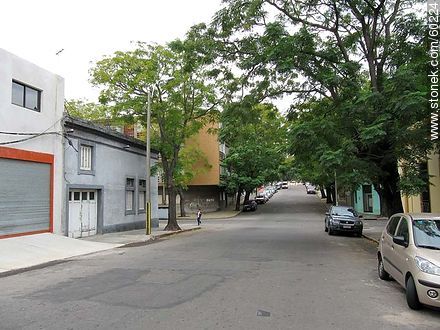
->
[401, 152, 440, 213]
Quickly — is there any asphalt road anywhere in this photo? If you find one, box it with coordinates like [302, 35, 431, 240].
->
[1, 185, 439, 329]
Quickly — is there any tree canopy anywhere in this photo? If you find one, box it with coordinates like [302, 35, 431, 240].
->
[220, 99, 287, 210]
[208, 0, 430, 216]
[90, 39, 220, 230]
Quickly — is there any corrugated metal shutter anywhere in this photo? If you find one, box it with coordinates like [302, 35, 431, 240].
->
[0, 158, 50, 236]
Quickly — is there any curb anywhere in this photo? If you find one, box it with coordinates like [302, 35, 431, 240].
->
[121, 227, 202, 248]
[177, 212, 241, 221]
[362, 234, 379, 245]
[0, 227, 202, 278]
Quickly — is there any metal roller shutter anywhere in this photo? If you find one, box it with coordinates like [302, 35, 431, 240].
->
[0, 158, 50, 236]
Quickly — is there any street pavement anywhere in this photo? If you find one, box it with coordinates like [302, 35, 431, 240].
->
[0, 204, 385, 276]
[0, 185, 439, 329]
[0, 210, 239, 276]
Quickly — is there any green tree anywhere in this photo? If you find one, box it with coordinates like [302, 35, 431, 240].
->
[210, 0, 429, 216]
[64, 99, 119, 125]
[220, 100, 286, 210]
[90, 40, 219, 230]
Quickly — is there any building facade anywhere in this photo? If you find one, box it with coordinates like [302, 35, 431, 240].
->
[158, 123, 229, 214]
[64, 117, 159, 238]
[401, 152, 440, 213]
[352, 184, 381, 216]
[0, 49, 65, 238]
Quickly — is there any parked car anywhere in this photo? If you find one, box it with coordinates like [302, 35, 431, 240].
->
[282, 181, 288, 189]
[255, 194, 267, 204]
[276, 182, 282, 190]
[377, 213, 440, 310]
[243, 199, 258, 212]
[306, 185, 316, 194]
[324, 206, 363, 236]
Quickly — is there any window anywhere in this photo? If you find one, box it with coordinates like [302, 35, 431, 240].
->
[80, 145, 92, 170]
[125, 178, 135, 214]
[78, 141, 95, 175]
[386, 216, 401, 236]
[138, 179, 146, 213]
[396, 218, 409, 243]
[11, 80, 41, 112]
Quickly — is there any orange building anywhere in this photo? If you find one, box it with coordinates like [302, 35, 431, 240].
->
[158, 122, 229, 213]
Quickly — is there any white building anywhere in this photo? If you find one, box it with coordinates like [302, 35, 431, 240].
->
[0, 48, 64, 238]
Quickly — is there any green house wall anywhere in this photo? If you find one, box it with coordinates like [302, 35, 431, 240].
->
[353, 184, 381, 215]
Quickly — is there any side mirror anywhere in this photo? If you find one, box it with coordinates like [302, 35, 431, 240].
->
[325, 212, 330, 216]
[393, 236, 408, 248]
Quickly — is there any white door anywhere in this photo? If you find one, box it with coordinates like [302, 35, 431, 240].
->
[68, 190, 97, 238]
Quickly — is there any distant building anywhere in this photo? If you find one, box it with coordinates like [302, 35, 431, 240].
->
[0, 48, 65, 238]
[352, 184, 381, 216]
[401, 153, 440, 213]
[158, 123, 230, 215]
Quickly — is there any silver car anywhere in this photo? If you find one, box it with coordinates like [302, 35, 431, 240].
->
[378, 213, 440, 309]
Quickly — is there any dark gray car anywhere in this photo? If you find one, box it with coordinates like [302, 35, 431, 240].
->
[324, 206, 363, 236]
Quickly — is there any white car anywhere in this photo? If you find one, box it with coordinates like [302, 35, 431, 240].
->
[378, 213, 440, 309]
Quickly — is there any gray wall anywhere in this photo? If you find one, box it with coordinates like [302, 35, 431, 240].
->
[63, 126, 159, 235]
[183, 185, 221, 213]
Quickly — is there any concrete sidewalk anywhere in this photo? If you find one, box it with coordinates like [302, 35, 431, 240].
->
[0, 223, 201, 276]
[177, 209, 241, 221]
[362, 218, 388, 244]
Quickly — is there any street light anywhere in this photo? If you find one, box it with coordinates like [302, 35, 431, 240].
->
[146, 88, 152, 235]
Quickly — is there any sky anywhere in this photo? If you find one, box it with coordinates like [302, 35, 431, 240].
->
[1, 0, 222, 102]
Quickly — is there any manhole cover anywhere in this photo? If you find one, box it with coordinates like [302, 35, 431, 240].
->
[256, 310, 271, 317]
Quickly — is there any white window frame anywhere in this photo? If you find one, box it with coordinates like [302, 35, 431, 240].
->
[80, 145, 92, 170]
[78, 140, 95, 175]
[138, 179, 146, 213]
[125, 177, 135, 215]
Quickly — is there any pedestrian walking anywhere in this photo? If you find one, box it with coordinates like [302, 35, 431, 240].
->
[196, 208, 202, 226]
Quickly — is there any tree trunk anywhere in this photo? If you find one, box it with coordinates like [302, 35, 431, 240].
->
[235, 188, 243, 211]
[376, 159, 404, 218]
[331, 185, 336, 205]
[164, 184, 181, 231]
[178, 189, 186, 217]
[244, 190, 251, 203]
[325, 186, 333, 204]
[320, 187, 326, 198]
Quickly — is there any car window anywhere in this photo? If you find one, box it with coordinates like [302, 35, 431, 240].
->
[331, 207, 357, 217]
[386, 216, 401, 236]
[412, 219, 440, 249]
[395, 218, 409, 243]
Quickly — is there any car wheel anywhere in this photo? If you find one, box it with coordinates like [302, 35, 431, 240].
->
[328, 227, 333, 235]
[378, 257, 390, 281]
[406, 275, 421, 310]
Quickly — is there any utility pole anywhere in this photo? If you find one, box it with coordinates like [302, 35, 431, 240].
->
[334, 170, 339, 206]
[145, 89, 152, 235]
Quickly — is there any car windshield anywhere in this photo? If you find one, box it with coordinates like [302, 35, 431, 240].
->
[331, 207, 357, 217]
[412, 219, 440, 249]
